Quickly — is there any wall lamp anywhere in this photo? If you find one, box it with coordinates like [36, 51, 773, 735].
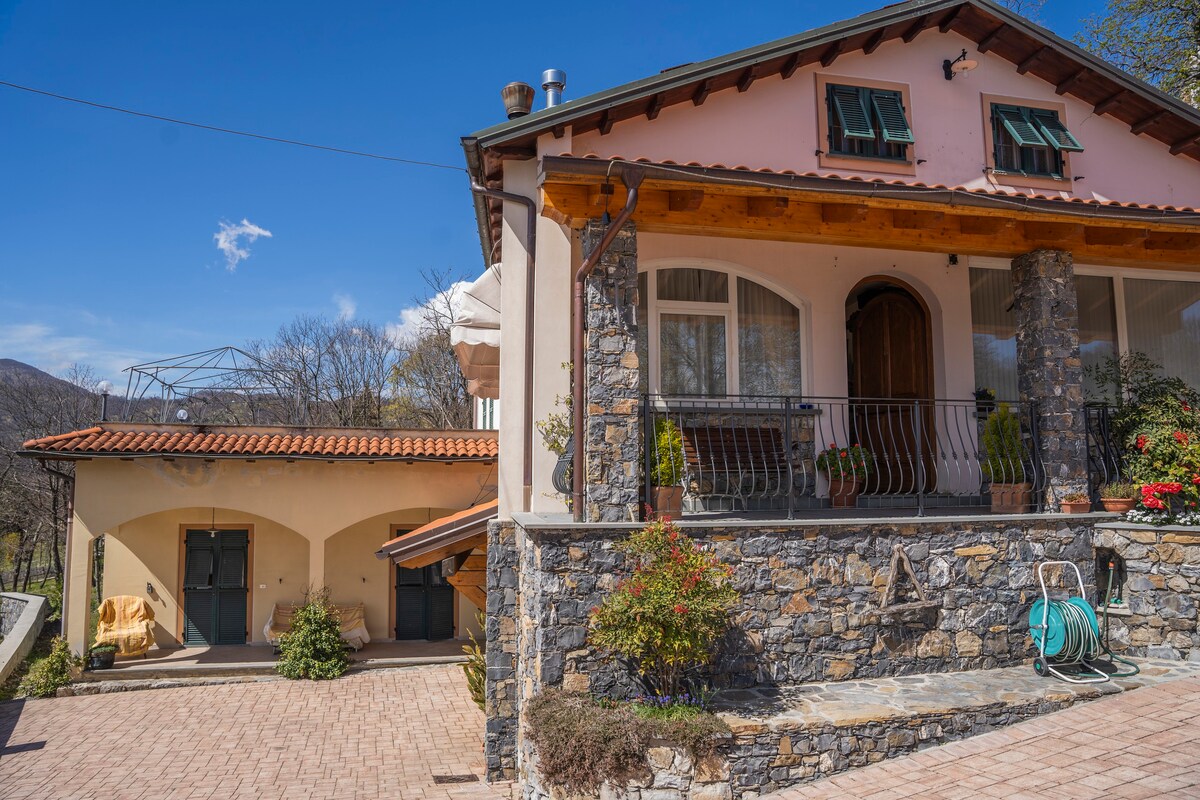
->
[943, 49, 978, 80]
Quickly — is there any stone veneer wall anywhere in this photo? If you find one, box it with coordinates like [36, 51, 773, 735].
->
[581, 219, 641, 523]
[1011, 249, 1088, 510]
[1094, 524, 1200, 662]
[484, 514, 1097, 781]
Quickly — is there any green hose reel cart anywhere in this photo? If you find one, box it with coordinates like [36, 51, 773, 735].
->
[1028, 560, 1139, 683]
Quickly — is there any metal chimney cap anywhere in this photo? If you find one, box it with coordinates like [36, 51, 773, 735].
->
[542, 69, 566, 90]
[501, 81, 536, 120]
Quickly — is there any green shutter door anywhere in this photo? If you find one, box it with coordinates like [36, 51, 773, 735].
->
[1032, 111, 1084, 152]
[870, 92, 915, 144]
[183, 530, 249, 646]
[830, 85, 875, 140]
[395, 567, 428, 640]
[428, 564, 455, 641]
[994, 105, 1048, 147]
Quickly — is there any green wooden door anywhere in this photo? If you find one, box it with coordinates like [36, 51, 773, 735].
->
[183, 530, 248, 646]
[394, 563, 455, 641]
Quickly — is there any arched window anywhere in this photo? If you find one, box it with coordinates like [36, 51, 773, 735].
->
[637, 265, 804, 397]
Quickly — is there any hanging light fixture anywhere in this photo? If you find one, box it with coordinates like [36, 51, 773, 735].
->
[943, 49, 978, 80]
[206, 507, 220, 537]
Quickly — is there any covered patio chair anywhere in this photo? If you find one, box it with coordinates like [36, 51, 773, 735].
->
[93, 595, 156, 657]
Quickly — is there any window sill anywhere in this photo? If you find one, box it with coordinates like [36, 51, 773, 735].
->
[818, 150, 916, 177]
[986, 168, 1073, 193]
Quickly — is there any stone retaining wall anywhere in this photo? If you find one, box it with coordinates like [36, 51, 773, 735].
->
[1094, 524, 1200, 662]
[0, 592, 48, 684]
[485, 514, 1097, 782]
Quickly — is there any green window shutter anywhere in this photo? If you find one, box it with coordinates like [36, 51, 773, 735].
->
[994, 105, 1048, 147]
[1032, 110, 1084, 152]
[831, 86, 875, 140]
[870, 91, 914, 144]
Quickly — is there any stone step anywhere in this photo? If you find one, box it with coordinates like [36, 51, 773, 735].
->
[76, 653, 466, 683]
[712, 658, 1200, 798]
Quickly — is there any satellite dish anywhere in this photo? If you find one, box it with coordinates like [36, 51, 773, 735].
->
[176, 408, 190, 422]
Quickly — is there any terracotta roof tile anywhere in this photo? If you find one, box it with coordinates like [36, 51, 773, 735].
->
[21, 424, 499, 462]
[567, 153, 1200, 214]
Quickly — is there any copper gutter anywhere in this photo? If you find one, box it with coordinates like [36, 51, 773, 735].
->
[469, 179, 537, 511]
[571, 165, 645, 520]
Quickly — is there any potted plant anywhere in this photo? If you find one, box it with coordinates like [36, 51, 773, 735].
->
[982, 404, 1032, 513]
[87, 643, 117, 671]
[816, 443, 873, 508]
[1099, 482, 1137, 513]
[649, 418, 685, 516]
[973, 387, 997, 416]
[1060, 491, 1092, 514]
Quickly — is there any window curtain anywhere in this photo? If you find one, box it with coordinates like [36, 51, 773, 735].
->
[1125, 278, 1200, 390]
[1076, 275, 1118, 402]
[737, 278, 802, 396]
[637, 272, 649, 394]
[657, 268, 728, 303]
[969, 267, 1018, 401]
[660, 314, 726, 395]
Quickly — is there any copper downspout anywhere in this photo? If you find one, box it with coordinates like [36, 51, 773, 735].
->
[571, 165, 645, 520]
[470, 179, 537, 511]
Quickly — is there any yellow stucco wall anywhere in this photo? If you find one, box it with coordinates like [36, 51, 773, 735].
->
[66, 456, 496, 653]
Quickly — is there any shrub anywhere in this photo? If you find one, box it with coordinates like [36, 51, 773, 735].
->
[88, 643, 117, 655]
[276, 589, 349, 680]
[1063, 491, 1089, 503]
[461, 614, 486, 711]
[650, 418, 685, 487]
[1125, 394, 1200, 514]
[981, 403, 1026, 484]
[589, 515, 736, 697]
[814, 442, 874, 479]
[17, 636, 79, 698]
[526, 690, 729, 793]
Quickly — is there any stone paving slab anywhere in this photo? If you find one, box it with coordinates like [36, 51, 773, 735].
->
[715, 658, 1200, 734]
[0, 664, 513, 800]
[766, 674, 1200, 799]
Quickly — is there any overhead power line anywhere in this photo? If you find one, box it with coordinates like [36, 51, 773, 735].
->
[0, 79, 466, 172]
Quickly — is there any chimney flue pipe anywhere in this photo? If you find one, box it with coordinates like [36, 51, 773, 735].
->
[542, 69, 566, 108]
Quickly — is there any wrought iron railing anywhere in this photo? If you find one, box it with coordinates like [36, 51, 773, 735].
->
[642, 394, 1047, 517]
[1085, 404, 1129, 497]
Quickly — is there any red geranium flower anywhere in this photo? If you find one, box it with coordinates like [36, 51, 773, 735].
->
[1175, 430, 1190, 445]
[1136, 435, 1149, 451]
[673, 604, 687, 614]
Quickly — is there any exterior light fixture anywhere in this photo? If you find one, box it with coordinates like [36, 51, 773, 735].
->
[206, 507, 220, 537]
[943, 49, 978, 80]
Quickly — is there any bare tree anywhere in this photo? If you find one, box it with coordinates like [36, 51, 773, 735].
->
[390, 269, 473, 430]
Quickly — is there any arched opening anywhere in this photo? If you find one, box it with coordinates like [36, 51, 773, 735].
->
[846, 277, 934, 495]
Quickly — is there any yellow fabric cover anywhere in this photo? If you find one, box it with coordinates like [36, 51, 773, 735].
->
[93, 595, 156, 656]
[263, 602, 370, 650]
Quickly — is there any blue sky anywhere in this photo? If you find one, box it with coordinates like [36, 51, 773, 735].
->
[0, 1, 1097, 383]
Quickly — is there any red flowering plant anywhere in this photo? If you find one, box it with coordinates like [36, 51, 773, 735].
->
[814, 442, 875, 480]
[1126, 394, 1200, 520]
[589, 513, 737, 698]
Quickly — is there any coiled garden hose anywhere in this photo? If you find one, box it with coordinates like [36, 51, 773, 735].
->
[1100, 562, 1141, 678]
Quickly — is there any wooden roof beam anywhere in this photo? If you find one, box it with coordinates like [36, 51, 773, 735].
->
[1170, 133, 1200, 155]
[1146, 232, 1200, 251]
[977, 25, 1007, 54]
[863, 28, 887, 55]
[1093, 90, 1127, 116]
[646, 94, 665, 121]
[901, 15, 930, 43]
[780, 53, 801, 79]
[822, 203, 869, 224]
[692, 79, 713, 106]
[598, 110, 614, 135]
[1085, 227, 1147, 246]
[668, 190, 705, 212]
[820, 39, 845, 67]
[958, 216, 1015, 236]
[1024, 221, 1084, 242]
[747, 196, 789, 218]
[893, 209, 945, 230]
[736, 67, 756, 93]
[1055, 68, 1088, 96]
[938, 6, 965, 33]
[1131, 110, 1170, 135]
[1017, 46, 1047, 75]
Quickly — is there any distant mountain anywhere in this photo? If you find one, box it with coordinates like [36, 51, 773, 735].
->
[0, 359, 89, 393]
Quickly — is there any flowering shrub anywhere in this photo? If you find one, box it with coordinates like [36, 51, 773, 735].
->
[814, 443, 874, 479]
[589, 514, 737, 697]
[1126, 394, 1200, 521]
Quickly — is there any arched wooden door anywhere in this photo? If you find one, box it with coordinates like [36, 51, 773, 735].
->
[849, 286, 934, 495]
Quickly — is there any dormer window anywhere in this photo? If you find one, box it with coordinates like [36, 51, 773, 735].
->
[826, 84, 914, 162]
[990, 103, 1083, 178]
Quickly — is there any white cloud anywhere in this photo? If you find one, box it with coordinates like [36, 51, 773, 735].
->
[386, 281, 470, 343]
[214, 218, 273, 272]
[333, 293, 357, 321]
[0, 323, 151, 383]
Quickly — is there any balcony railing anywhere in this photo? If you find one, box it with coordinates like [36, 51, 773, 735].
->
[1085, 404, 1130, 497]
[642, 394, 1049, 517]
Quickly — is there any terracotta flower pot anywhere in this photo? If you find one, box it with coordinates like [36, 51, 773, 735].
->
[653, 485, 684, 517]
[827, 475, 862, 508]
[1060, 500, 1092, 514]
[1100, 498, 1135, 513]
[989, 482, 1032, 513]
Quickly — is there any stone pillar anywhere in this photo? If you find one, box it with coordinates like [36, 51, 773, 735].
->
[1011, 249, 1088, 509]
[581, 219, 641, 523]
[483, 518, 518, 780]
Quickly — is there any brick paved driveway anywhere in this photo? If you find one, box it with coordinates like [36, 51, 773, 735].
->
[0, 665, 509, 800]
[769, 676, 1200, 800]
